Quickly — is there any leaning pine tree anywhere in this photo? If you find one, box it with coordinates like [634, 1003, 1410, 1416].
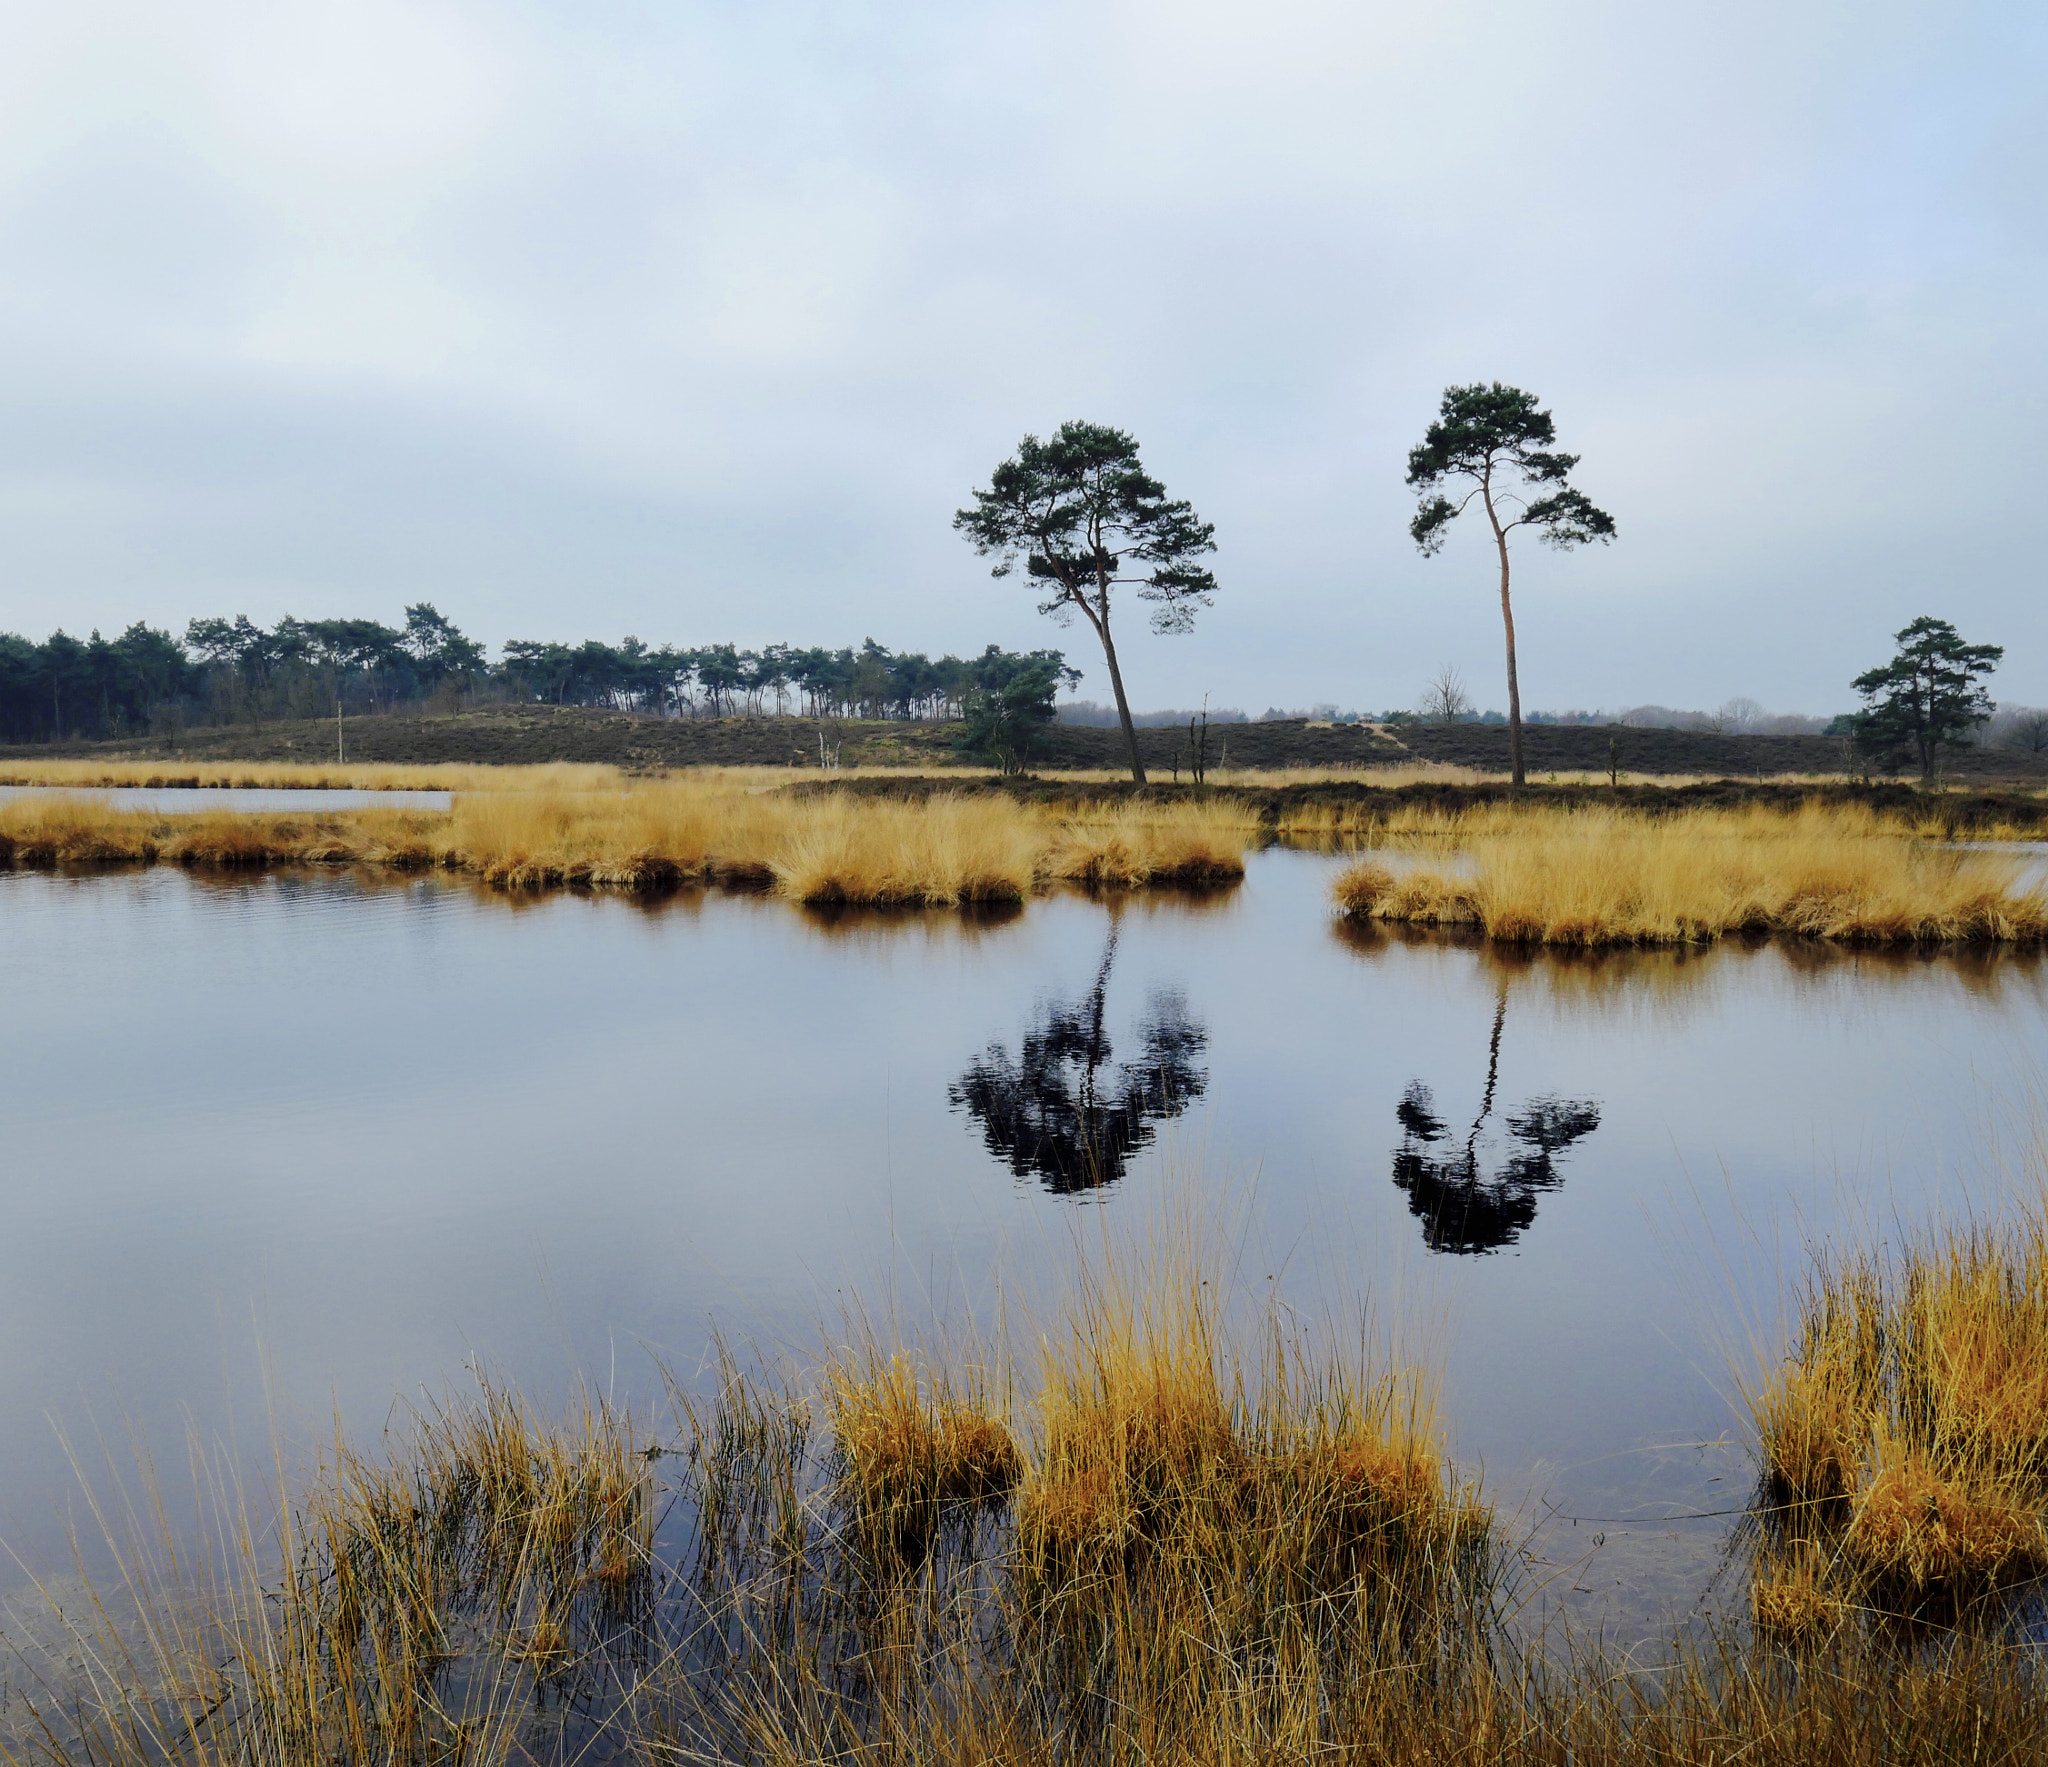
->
[1405, 384, 1615, 786]
[954, 421, 1217, 785]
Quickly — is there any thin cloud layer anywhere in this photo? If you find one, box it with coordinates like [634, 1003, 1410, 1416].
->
[0, 0, 2040, 713]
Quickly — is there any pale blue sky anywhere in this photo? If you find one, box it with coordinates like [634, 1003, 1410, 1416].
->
[0, 1, 2041, 715]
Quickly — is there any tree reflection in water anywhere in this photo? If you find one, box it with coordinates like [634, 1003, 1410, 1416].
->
[950, 921, 1208, 1194]
[1392, 984, 1600, 1253]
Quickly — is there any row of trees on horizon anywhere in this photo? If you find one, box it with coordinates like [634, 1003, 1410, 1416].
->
[0, 610, 1083, 746]
[3, 606, 2041, 759]
[1, 382, 2034, 771]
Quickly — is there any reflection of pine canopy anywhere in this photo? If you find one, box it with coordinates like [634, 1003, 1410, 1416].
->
[949, 927, 1207, 1194]
[1393, 1083, 1600, 1255]
[1390, 986, 1602, 1256]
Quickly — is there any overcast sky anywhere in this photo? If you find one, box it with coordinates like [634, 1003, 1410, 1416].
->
[1, 1, 2041, 716]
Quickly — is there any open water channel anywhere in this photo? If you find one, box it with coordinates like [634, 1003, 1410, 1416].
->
[2, 847, 2044, 1648]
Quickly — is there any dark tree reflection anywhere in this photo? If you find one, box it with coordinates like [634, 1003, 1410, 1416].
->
[949, 924, 1207, 1194]
[1392, 986, 1600, 1253]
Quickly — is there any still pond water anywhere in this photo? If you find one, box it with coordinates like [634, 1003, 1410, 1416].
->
[2, 851, 2043, 1640]
[0, 785, 452, 811]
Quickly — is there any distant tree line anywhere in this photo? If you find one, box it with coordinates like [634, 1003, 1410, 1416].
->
[494, 634, 1077, 722]
[0, 622, 198, 746]
[0, 605, 1079, 744]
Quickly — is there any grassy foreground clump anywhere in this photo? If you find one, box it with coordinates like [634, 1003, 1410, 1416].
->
[1748, 1197, 2048, 1636]
[7, 1380, 650, 1767]
[16, 1226, 2048, 1766]
[0, 777, 1249, 902]
[1333, 803, 2048, 946]
[8, 1234, 1491, 1767]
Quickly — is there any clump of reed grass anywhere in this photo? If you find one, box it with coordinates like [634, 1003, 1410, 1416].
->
[1844, 1441, 2045, 1600]
[1041, 800, 1250, 889]
[637, 1218, 1494, 1764]
[1013, 1249, 1481, 1624]
[826, 1353, 1022, 1559]
[0, 798, 165, 866]
[0, 775, 1255, 906]
[1749, 1538, 1845, 1640]
[23, 1250, 2048, 1767]
[0, 801, 381, 869]
[674, 1308, 2048, 1764]
[1749, 1200, 2048, 1623]
[1333, 802, 2048, 946]
[6, 1380, 650, 1767]
[770, 793, 1041, 904]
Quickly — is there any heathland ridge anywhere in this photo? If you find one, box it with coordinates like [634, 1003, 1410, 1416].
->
[10, 704, 2048, 785]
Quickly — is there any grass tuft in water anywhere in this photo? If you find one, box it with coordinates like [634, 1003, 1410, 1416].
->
[5, 1377, 649, 1767]
[19, 1203, 2048, 1765]
[1749, 1195, 2048, 1625]
[1333, 802, 2048, 946]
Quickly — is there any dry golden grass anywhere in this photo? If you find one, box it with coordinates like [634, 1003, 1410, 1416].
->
[821, 1214, 1477, 1612]
[827, 1353, 1023, 1555]
[7, 1379, 648, 1767]
[1286, 791, 2048, 851]
[1749, 1539, 1844, 1641]
[1844, 1443, 2045, 1598]
[1331, 803, 2048, 946]
[669, 1214, 2048, 1760]
[0, 774, 1252, 903]
[19, 1211, 2048, 1767]
[1041, 798, 1253, 888]
[1007, 1227, 1481, 1639]
[688, 1211, 1498, 1767]
[1749, 1187, 2048, 1620]
[770, 792, 1045, 904]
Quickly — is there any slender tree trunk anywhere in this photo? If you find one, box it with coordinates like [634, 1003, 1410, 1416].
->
[1483, 482, 1525, 787]
[1077, 917, 1121, 1184]
[1918, 665, 1935, 781]
[1088, 598, 1148, 785]
[1465, 978, 1509, 1157]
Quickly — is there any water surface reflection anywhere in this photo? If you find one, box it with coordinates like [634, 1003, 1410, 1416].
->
[949, 915, 1208, 1192]
[2, 854, 2045, 1651]
[0, 785, 450, 811]
[1390, 982, 1603, 1253]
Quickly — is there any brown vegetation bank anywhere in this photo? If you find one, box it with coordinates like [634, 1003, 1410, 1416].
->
[0, 776, 1250, 903]
[1332, 802, 2048, 946]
